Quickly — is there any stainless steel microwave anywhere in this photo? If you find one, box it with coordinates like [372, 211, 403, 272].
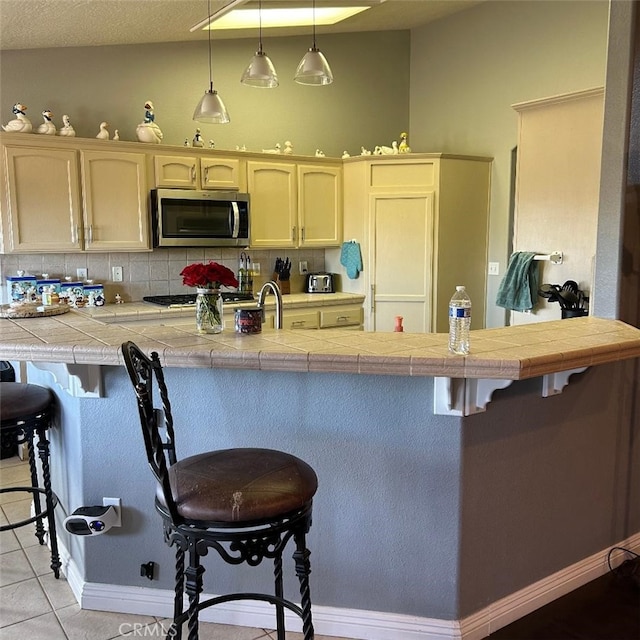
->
[151, 189, 250, 247]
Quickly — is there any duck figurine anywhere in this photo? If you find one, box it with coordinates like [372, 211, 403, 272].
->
[113, 129, 120, 141]
[59, 114, 76, 137]
[36, 109, 56, 135]
[2, 103, 32, 133]
[283, 140, 294, 155]
[136, 100, 163, 144]
[399, 132, 411, 154]
[96, 121, 110, 140]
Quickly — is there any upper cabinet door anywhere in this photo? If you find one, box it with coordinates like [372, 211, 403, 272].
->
[247, 161, 297, 248]
[2, 145, 83, 253]
[81, 150, 150, 251]
[201, 157, 245, 190]
[154, 155, 198, 188]
[297, 164, 342, 247]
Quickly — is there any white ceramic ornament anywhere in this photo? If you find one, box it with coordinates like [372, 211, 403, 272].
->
[36, 109, 56, 135]
[2, 103, 32, 133]
[136, 100, 163, 144]
[96, 121, 110, 140]
[59, 114, 76, 137]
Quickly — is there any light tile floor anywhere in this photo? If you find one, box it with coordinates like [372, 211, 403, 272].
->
[0, 455, 345, 640]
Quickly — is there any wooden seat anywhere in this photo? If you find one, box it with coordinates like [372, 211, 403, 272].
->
[0, 382, 61, 578]
[121, 341, 317, 640]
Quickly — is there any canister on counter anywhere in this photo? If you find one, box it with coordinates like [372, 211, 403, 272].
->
[234, 307, 262, 334]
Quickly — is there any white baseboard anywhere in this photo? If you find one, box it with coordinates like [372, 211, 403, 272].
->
[68, 532, 640, 640]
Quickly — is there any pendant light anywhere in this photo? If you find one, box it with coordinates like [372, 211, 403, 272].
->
[241, 0, 278, 88]
[193, 0, 230, 123]
[294, 0, 333, 85]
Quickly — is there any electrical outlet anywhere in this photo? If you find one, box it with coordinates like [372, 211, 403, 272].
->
[76, 267, 88, 280]
[299, 260, 308, 275]
[488, 262, 500, 276]
[112, 266, 123, 282]
[102, 497, 122, 527]
[252, 262, 261, 275]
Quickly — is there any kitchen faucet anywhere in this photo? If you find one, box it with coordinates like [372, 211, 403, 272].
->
[257, 280, 283, 329]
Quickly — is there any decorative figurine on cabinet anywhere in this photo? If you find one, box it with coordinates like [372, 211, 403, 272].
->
[360, 147, 372, 156]
[96, 121, 110, 139]
[36, 109, 56, 135]
[113, 129, 120, 140]
[283, 140, 293, 155]
[192, 128, 204, 147]
[315, 149, 325, 157]
[209, 140, 215, 149]
[59, 114, 76, 137]
[399, 131, 411, 153]
[342, 151, 351, 158]
[262, 143, 282, 154]
[136, 100, 163, 144]
[2, 103, 32, 133]
[184, 138, 191, 147]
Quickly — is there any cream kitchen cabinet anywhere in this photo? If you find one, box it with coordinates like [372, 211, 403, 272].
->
[326, 154, 492, 333]
[0, 136, 150, 253]
[247, 159, 342, 248]
[80, 150, 150, 251]
[153, 154, 245, 190]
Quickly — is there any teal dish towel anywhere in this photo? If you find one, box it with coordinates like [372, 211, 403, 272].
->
[340, 241, 363, 279]
[496, 252, 540, 311]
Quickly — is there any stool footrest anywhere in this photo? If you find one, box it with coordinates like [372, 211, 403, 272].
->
[0, 486, 59, 532]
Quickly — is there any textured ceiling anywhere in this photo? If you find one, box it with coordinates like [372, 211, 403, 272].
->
[0, 0, 484, 50]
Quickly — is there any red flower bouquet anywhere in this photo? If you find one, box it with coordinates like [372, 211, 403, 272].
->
[180, 261, 238, 290]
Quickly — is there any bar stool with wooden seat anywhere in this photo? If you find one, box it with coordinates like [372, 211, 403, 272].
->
[0, 382, 61, 578]
[121, 341, 317, 640]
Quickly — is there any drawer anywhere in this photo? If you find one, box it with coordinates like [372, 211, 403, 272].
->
[283, 310, 319, 329]
[320, 307, 363, 328]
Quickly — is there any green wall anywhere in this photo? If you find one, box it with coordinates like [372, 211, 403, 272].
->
[410, 0, 609, 327]
[0, 31, 410, 157]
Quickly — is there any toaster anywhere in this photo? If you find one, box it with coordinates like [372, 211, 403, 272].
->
[305, 273, 335, 293]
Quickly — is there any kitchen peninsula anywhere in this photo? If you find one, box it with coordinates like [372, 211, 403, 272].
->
[2, 310, 640, 638]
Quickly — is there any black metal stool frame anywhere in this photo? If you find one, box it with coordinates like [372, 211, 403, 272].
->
[0, 392, 61, 578]
[121, 342, 315, 640]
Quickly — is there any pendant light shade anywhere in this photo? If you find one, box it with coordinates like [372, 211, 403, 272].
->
[193, 85, 230, 123]
[295, 0, 333, 85]
[295, 47, 333, 85]
[241, 0, 278, 88]
[194, 0, 230, 123]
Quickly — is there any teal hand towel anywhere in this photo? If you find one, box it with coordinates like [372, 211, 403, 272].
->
[340, 241, 363, 279]
[496, 252, 539, 311]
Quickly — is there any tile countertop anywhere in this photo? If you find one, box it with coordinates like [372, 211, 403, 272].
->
[1, 307, 640, 379]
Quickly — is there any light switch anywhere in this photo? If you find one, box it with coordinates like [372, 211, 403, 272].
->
[488, 262, 500, 276]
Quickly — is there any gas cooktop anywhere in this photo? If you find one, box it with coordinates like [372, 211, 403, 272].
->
[143, 293, 254, 308]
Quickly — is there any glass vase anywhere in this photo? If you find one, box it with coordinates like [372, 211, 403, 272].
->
[195, 288, 223, 334]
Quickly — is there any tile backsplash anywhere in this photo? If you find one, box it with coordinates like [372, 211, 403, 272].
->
[0, 248, 326, 304]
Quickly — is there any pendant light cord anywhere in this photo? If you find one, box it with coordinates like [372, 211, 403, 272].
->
[207, 0, 213, 91]
[312, 0, 317, 49]
[258, 0, 263, 53]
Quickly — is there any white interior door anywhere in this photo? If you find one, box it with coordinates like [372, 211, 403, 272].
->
[370, 192, 434, 332]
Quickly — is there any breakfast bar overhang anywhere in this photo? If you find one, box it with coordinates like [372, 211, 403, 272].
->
[2, 315, 639, 639]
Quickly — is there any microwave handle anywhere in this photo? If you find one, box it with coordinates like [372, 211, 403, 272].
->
[230, 201, 240, 238]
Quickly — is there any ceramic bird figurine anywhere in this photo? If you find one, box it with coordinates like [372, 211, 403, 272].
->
[192, 128, 204, 147]
[136, 100, 163, 144]
[113, 129, 120, 141]
[262, 143, 281, 154]
[96, 121, 110, 140]
[315, 149, 325, 157]
[59, 114, 76, 137]
[283, 141, 293, 155]
[2, 103, 32, 133]
[36, 109, 56, 135]
[399, 132, 411, 153]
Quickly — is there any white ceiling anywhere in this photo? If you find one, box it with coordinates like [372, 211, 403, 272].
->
[0, 0, 484, 51]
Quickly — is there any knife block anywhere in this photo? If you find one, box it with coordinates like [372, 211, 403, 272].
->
[271, 273, 290, 294]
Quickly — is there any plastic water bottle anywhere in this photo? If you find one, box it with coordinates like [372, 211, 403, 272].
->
[448, 286, 471, 355]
